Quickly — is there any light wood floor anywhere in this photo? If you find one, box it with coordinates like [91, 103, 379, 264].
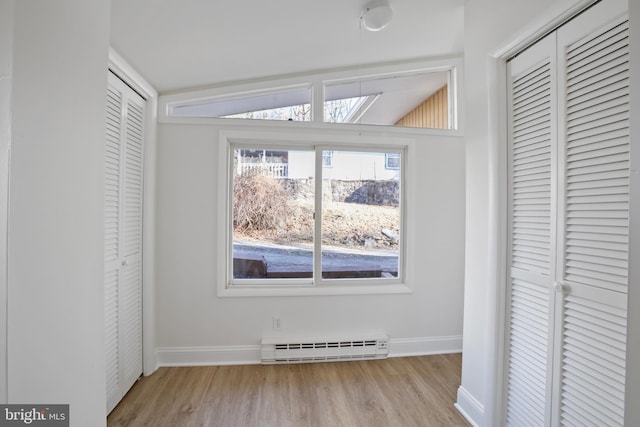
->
[108, 354, 470, 427]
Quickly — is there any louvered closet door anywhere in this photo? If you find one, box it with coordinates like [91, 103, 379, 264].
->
[554, 4, 629, 426]
[505, 1, 629, 426]
[105, 71, 145, 414]
[506, 33, 558, 427]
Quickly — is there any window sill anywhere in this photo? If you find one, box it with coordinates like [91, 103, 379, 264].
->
[217, 282, 412, 298]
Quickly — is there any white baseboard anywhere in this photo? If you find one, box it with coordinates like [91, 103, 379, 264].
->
[157, 345, 261, 366]
[455, 385, 484, 427]
[388, 335, 462, 357]
[155, 335, 462, 367]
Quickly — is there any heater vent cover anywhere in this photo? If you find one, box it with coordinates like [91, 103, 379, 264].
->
[261, 334, 389, 365]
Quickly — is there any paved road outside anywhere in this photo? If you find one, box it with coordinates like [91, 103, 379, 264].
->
[233, 242, 398, 275]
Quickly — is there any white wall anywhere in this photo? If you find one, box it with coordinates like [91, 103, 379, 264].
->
[460, 1, 639, 426]
[8, 1, 110, 426]
[155, 123, 465, 362]
[0, 0, 13, 405]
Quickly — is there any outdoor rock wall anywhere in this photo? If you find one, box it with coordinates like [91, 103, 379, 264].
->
[281, 179, 399, 206]
[280, 178, 314, 200]
[339, 180, 399, 206]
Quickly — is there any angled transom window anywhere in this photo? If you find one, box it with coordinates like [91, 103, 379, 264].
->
[163, 59, 460, 131]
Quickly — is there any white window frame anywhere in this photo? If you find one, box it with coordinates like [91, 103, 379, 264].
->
[217, 129, 415, 297]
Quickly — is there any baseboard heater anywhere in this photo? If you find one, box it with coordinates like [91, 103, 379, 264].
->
[261, 333, 389, 365]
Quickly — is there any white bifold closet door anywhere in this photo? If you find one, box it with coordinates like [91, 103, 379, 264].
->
[105, 71, 145, 414]
[505, 0, 629, 425]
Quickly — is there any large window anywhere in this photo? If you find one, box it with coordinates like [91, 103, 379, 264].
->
[226, 140, 405, 290]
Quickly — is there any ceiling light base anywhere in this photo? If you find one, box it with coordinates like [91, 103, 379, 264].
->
[361, 1, 393, 32]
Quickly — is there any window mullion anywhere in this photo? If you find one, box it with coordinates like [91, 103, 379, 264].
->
[313, 146, 323, 285]
[227, 143, 235, 287]
[312, 80, 324, 123]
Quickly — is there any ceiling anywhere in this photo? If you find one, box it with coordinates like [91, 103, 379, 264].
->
[110, 0, 465, 94]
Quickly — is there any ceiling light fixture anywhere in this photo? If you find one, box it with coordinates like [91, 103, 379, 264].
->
[361, 1, 393, 31]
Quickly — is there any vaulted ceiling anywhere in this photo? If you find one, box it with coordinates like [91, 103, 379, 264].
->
[110, 0, 465, 94]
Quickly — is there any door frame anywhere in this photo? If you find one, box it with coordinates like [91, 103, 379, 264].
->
[0, 0, 14, 404]
[108, 48, 158, 376]
[627, 3, 640, 426]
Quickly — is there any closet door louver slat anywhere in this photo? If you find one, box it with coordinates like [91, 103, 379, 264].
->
[559, 16, 629, 427]
[510, 57, 553, 276]
[121, 255, 142, 387]
[562, 19, 629, 294]
[122, 101, 144, 258]
[105, 87, 122, 265]
[561, 290, 627, 427]
[507, 280, 550, 426]
[104, 268, 120, 413]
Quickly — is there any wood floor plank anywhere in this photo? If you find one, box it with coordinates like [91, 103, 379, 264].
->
[108, 354, 470, 427]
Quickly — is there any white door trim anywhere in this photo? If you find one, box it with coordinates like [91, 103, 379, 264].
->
[0, 0, 14, 404]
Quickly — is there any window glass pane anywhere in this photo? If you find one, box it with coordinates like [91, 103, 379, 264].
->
[324, 96, 371, 123]
[385, 153, 400, 169]
[324, 71, 449, 129]
[321, 150, 400, 279]
[322, 151, 333, 167]
[224, 104, 310, 121]
[232, 148, 315, 279]
[170, 88, 311, 121]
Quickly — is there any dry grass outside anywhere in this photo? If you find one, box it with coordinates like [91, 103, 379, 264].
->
[233, 173, 400, 251]
[233, 172, 287, 232]
[236, 199, 400, 251]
